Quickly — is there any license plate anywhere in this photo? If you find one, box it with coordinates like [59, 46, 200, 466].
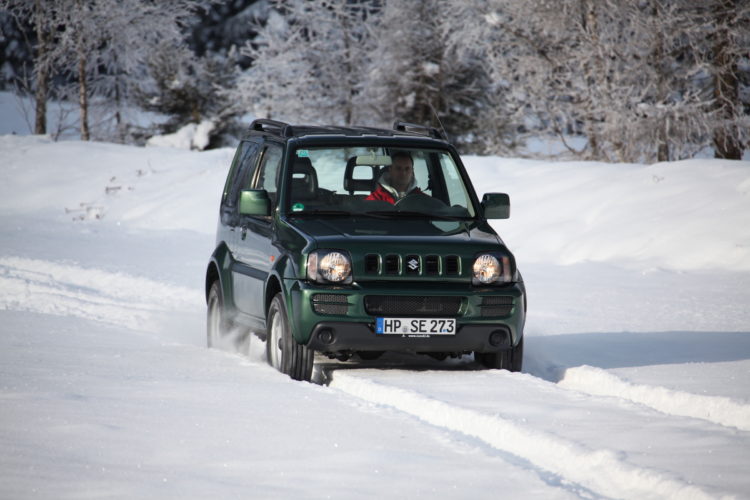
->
[376, 317, 456, 335]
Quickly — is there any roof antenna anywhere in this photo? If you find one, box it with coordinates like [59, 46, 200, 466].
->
[428, 102, 448, 140]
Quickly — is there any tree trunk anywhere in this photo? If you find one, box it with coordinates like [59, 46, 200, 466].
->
[114, 73, 124, 143]
[657, 120, 669, 162]
[78, 52, 90, 141]
[712, 0, 742, 160]
[652, 2, 670, 162]
[582, 0, 603, 160]
[33, 0, 49, 135]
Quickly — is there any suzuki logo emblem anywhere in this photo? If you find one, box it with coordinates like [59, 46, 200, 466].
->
[407, 258, 419, 271]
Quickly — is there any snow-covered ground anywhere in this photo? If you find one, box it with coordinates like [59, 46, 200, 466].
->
[1, 131, 749, 499]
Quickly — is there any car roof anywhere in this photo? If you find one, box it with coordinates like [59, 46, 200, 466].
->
[245, 119, 448, 142]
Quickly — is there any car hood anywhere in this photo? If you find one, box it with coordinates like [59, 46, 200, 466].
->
[286, 216, 503, 248]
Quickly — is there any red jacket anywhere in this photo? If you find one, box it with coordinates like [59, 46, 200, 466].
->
[365, 185, 421, 204]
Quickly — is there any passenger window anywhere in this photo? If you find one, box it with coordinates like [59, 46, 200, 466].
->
[255, 144, 284, 205]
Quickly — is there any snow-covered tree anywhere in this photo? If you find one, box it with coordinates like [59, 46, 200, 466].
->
[229, 0, 379, 125]
[705, 0, 749, 159]
[362, 0, 492, 150]
[137, 41, 239, 145]
[449, 0, 748, 162]
[2, 0, 59, 135]
[30, 0, 201, 141]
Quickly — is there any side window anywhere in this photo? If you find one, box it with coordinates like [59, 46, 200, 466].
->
[411, 152, 431, 196]
[224, 141, 261, 210]
[440, 153, 474, 215]
[254, 144, 284, 205]
[222, 141, 249, 204]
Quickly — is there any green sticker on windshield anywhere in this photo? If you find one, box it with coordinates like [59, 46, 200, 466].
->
[296, 149, 309, 157]
[291, 203, 305, 212]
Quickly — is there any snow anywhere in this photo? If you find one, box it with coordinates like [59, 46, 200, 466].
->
[1, 130, 749, 499]
[146, 119, 217, 151]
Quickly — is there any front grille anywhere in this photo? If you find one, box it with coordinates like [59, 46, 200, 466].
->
[445, 255, 459, 275]
[312, 294, 349, 315]
[365, 254, 379, 273]
[385, 254, 400, 274]
[364, 295, 462, 316]
[405, 255, 420, 274]
[480, 296, 514, 317]
[361, 253, 462, 277]
[425, 255, 439, 275]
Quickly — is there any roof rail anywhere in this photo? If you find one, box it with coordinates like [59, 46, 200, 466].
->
[250, 118, 294, 137]
[392, 120, 446, 140]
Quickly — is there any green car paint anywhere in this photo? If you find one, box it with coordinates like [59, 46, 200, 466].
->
[206, 120, 526, 379]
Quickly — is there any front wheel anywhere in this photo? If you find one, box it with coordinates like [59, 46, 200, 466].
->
[266, 293, 314, 381]
[476, 337, 523, 372]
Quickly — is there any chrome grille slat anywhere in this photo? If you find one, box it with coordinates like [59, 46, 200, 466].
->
[362, 253, 461, 276]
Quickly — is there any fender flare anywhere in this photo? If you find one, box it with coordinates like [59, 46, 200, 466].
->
[265, 252, 309, 344]
[205, 241, 235, 311]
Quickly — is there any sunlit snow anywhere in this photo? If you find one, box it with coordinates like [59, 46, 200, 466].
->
[1, 126, 749, 498]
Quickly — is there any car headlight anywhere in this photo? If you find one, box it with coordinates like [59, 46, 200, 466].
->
[307, 250, 353, 284]
[472, 253, 512, 285]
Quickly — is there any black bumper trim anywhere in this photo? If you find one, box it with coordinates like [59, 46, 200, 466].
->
[306, 321, 514, 353]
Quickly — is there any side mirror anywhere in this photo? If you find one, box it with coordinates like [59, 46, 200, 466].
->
[481, 193, 510, 219]
[239, 189, 271, 216]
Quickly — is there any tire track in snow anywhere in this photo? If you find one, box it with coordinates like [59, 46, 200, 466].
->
[329, 372, 728, 500]
[0, 256, 201, 331]
[558, 365, 750, 432]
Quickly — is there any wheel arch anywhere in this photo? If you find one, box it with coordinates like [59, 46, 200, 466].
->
[205, 262, 220, 302]
[265, 274, 282, 318]
[265, 251, 309, 344]
[206, 242, 234, 310]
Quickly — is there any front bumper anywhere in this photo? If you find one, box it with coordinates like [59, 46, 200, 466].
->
[287, 280, 526, 354]
[307, 322, 515, 353]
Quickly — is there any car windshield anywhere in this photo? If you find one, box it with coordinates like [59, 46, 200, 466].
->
[285, 146, 476, 219]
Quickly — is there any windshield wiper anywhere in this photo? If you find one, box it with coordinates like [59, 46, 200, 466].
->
[290, 209, 406, 220]
[289, 209, 473, 221]
[288, 209, 353, 216]
[363, 210, 473, 221]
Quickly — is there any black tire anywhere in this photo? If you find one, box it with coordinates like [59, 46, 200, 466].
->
[476, 336, 524, 372]
[207, 280, 229, 348]
[266, 293, 314, 381]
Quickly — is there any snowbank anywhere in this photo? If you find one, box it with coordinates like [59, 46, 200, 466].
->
[467, 155, 750, 271]
[146, 119, 217, 151]
[1, 134, 749, 499]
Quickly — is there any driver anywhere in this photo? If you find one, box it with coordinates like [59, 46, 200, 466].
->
[365, 151, 422, 204]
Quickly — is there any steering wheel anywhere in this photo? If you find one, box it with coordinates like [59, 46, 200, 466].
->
[394, 192, 448, 211]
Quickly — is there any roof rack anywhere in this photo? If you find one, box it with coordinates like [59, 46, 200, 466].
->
[248, 119, 449, 140]
[250, 118, 294, 137]
[392, 120, 446, 140]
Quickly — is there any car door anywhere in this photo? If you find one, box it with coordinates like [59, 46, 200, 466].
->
[231, 142, 284, 320]
[219, 139, 263, 317]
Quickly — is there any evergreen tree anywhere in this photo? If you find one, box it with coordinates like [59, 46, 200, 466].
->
[230, 0, 378, 125]
[363, 0, 491, 151]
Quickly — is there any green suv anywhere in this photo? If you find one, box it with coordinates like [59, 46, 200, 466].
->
[205, 120, 526, 381]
